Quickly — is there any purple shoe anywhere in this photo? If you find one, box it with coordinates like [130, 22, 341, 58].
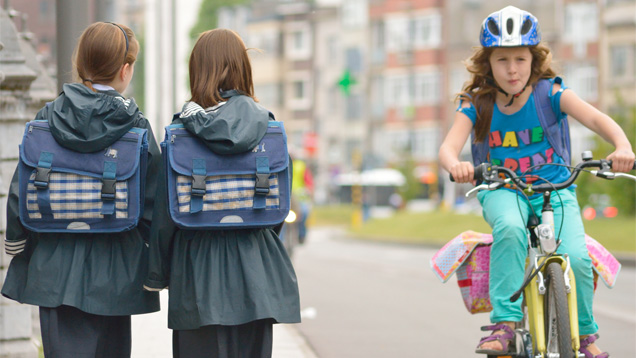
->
[475, 324, 515, 355]
[580, 334, 609, 358]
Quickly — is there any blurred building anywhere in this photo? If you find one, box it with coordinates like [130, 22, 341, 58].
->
[599, 0, 636, 112]
[7, 0, 634, 207]
[213, 0, 633, 205]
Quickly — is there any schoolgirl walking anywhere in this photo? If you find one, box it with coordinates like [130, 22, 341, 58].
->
[2, 22, 161, 357]
[145, 28, 301, 358]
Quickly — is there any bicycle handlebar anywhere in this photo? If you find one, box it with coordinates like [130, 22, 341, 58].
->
[450, 157, 636, 194]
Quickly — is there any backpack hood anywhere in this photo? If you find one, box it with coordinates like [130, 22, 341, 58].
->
[177, 94, 270, 155]
[44, 83, 140, 153]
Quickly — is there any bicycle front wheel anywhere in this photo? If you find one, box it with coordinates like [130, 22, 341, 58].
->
[544, 262, 573, 358]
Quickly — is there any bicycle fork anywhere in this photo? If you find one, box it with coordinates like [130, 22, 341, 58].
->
[522, 192, 581, 357]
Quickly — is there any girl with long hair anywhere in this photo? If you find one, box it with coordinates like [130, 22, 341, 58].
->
[145, 28, 301, 358]
[439, 6, 634, 357]
[2, 22, 161, 357]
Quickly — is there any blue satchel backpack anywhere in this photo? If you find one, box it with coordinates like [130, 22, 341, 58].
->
[162, 120, 291, 229]
[18, 120, 149, 233]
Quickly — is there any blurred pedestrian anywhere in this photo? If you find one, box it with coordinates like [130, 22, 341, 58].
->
[2, 22, 161, 357]
[144, 28, 301, 358]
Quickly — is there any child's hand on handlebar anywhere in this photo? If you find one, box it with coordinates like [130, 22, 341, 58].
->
[450, 161, 475, 183]
[607, 148, 636, 173]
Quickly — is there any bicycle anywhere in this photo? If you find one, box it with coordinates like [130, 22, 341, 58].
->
[433, 151, 636, 358]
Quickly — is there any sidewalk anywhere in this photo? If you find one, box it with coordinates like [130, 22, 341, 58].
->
[131, 291, 317, 358]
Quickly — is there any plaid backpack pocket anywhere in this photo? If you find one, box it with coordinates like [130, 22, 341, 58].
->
[18, 120, 148, 233]
[163, 122, 290, 229]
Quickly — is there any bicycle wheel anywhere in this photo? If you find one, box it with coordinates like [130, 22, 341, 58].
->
[544, 262, 573, 358]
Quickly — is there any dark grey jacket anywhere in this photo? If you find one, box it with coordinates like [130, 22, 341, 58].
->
[144, 94, 300, 330]
[2, 83, 161, 315]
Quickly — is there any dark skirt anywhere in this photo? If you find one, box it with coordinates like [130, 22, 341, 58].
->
[167, 228, 301, 330]
[173, 319, 274, 358]
[40, 305, 131, 358]
[1, 233, 159, 316]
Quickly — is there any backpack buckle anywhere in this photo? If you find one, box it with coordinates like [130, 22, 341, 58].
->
[34, 167, 51, 188]
[191, 174, 206, 197]
[101, 179, 116, 199]
[255, 173, 270, 195]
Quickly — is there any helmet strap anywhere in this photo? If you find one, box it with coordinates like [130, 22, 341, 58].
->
[491, 79, 529, 107]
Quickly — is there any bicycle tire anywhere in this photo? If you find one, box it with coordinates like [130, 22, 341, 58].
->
[544, 262, 573, 358]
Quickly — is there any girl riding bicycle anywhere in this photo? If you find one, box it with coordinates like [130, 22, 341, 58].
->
[438, 6, 634, 358]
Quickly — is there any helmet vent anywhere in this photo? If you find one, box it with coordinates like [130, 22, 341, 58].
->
[520, 18, 533, 35]
[506, 18, 513, 35]
[487, 19, 500, 36]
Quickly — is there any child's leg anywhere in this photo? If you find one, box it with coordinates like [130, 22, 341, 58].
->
[539, 189, 598, 335]
[478, 189, 531, 324]
[40, 305, 131, 358]
[173, 319, 274, 358]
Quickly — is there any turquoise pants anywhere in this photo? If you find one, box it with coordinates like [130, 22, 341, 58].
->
[478, 188, 598, 335]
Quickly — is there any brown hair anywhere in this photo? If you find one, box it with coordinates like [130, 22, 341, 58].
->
[188, 28, 256, 108]
[458, 43, 556, 142]
[73, 22, 139, 92]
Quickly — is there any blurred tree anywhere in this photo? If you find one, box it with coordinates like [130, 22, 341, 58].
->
[576, 94, 635, 216]
[396, 156, 422, 203]
[189, 0, 249, 42]
[132, 31, 145, 110]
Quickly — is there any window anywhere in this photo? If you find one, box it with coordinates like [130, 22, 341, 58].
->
[342, 0, 368, 29]
[370, 21, 385, 64]
[564, 65, 598, 102]
[217, 6, 249, 37]
[285, 23, 312, 60]
[413, 13, 441, 48]
[288, 73, 311, 110]
[385, 16, 410, 52]
[293, 81, 305, 99]
[385, 74, 412, 108]
[345, 47, 363, 73]
[346, 94, 362, 120]
[327, 36, 338, 65]
[412, 128, 439, 160]
[255, 83, 282, 108]
[250, 31, 280, 56]
[564, 3, 598, 44]
[370, 76, 385, 117]
[610, 45, 633, 80]
[414, 71, 441, 105]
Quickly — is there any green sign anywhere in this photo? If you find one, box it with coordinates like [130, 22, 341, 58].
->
[338, 69, 357, 96]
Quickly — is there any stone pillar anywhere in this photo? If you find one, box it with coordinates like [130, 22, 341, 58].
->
[0, 4, 55, 357]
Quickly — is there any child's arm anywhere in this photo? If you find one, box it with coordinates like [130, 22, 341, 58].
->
[558, 86, 635, 172]
[439, 110, 475, 183]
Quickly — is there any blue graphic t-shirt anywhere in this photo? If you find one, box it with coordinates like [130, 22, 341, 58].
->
[458, 87, 571, 190]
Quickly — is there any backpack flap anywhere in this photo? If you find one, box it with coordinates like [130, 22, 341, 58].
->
[164, 122, 291, 229]
[18, 120, 148, 233]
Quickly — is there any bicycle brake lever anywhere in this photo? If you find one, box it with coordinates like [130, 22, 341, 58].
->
[589, 170, 636, 181]
[465, 182, 504, 197]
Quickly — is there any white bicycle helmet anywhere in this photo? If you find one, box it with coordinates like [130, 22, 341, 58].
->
[480, 6, 541, 47]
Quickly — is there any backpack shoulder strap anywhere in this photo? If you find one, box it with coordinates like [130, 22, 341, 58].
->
[533, 77, 571, 165]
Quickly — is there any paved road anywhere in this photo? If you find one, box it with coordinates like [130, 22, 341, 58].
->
[293, 227, 636, 357]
